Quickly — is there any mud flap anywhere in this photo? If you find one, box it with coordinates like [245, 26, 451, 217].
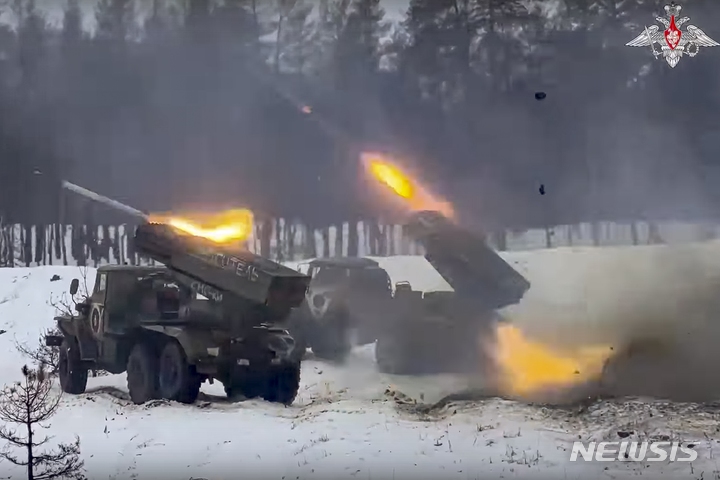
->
[77, 331, 99, 361]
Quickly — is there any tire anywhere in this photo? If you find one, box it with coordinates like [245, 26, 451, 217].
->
[285, 311, 309, 363]
[58, 338, 88, 394]
[225, 363, 301, 405]
[375, 333, 414, 375]
[157, 341, 201, 404]
[288, 332, 308, 363]
[311, 334, 351, 362]
[224, 383, 240, 401]
[126, 343, 159, 405]
[310, 309, 352, 362]
[224, 371, 264, 401]
[375, 334, 399, 374]
[262, 362, 301, 405]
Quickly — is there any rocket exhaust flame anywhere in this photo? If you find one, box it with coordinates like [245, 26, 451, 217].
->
[492, 324, 614, 398]
[61, 180, 253, 244]
[148, 209, 254, 244]
[367, 161, 414, 199]
[361, 153, 455, 218]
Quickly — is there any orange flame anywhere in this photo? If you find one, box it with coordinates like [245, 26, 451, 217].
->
[148, 208, 254, 244]
[493, 324, 614, 397]
[361, 152, 454, 218]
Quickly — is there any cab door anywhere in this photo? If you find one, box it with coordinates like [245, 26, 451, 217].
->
[74, 272, 106, 361]
[88, 272, 108, 339]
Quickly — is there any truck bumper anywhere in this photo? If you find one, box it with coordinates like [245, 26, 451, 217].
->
[45, 335, 63, 347]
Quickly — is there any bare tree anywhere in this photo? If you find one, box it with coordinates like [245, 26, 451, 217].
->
[76, 267, 91, 300]
[15, 328, 62, 376]
[16, 268, 86, 375]
[0, 218, 20, 268]
[0, 216, 8, 267]
[0, 365, 85, 480]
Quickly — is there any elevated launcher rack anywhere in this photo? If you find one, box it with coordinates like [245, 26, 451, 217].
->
[133, 223, 310, 317]
[403, 210, 530, 310]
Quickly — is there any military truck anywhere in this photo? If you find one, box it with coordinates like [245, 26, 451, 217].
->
[46, 222, 310, 405]
[287, 211, 530, 375]
[287, 257, 393, 361]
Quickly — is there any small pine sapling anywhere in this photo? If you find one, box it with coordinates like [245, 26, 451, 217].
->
[0, 365, 85, 480]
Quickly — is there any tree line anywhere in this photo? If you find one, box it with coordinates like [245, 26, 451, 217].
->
[2, 217, 714, 268]
[1, 0, 720, 237]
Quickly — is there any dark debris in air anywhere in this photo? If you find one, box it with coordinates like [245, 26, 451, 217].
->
[536, 92, 547, 195]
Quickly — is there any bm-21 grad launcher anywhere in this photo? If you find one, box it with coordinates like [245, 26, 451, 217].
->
[48, 181, 311, 405]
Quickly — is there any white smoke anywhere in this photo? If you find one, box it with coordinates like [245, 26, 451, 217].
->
[501, 241, 720, 402]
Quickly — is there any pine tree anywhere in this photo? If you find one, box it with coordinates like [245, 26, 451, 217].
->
[0, 365, 84, 480]
[272, 0, 315, 73]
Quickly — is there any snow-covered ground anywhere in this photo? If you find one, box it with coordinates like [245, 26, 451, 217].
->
[1, 246, 720, 479]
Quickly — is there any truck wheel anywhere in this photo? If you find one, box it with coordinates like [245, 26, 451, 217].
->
[223, 384, 246, 401]
[262, 362, 301, 405]
[58, 338, 88, 394]
[288, 333, 308, 362]
[157, 341, 201, 404]
[375, 334, 413, 375]
[311, 338, 351, 362]
[126, 343, 159, 405]
[285, 308, 309, 362]
[223, 383, 240, 401]
[310, 316, 352, 362]
[224, 372, 264, 401]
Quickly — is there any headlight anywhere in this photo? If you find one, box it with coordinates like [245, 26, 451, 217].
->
[312, 294, 326, 308]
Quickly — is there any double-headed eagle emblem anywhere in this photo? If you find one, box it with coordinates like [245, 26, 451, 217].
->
[626, 2, 718, 68]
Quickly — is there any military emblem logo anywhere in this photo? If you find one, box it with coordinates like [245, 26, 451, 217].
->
[90, 305, 101, 333]
[626, 2, 718, 68]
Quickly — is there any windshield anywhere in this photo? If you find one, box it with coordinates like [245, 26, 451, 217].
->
[313, 267, 348, 285]
[349, 268, 391, 292]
